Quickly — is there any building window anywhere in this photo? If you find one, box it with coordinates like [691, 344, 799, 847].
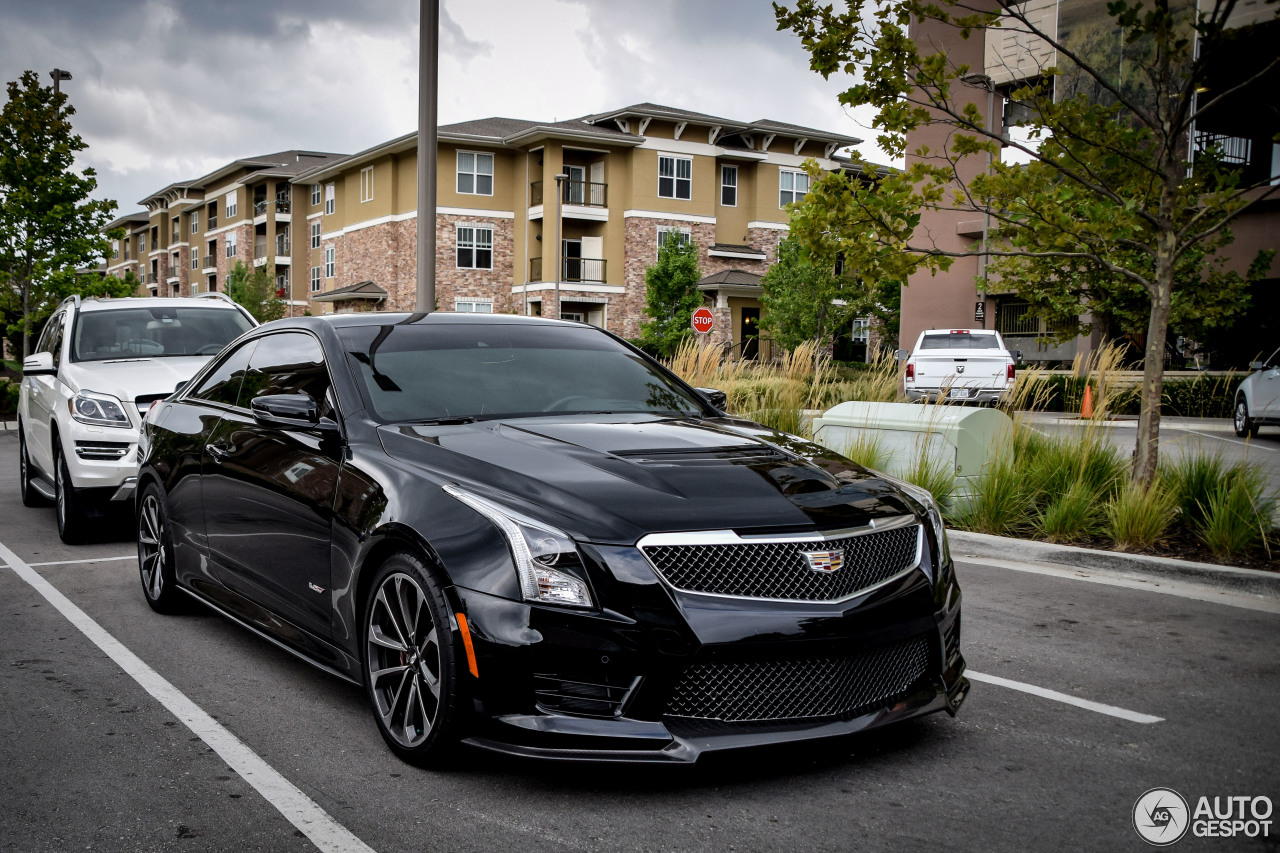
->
[138, 234, 146, 253]
[456, 152, 494, 195]
[324, 183, 335, 215]
[324, 245, 335, 278]
[360, 166, 374, 203]
[225, 232, 237, 258]
[111, 241, 119, 259]
[656, 226, 692, 251]
[225, 191, 237, 218]
[658, 154, 692, 200]
[190, 282, 199, 297]
[191, 251, 199, 271]
[191, 211, 199, 234]
[310, 221, 321, 249]
[779, 169, 810, 207]
[311, 183, 321, 206]
[456, 225, 493, 269]
[455, 299, 494, 313]
[721, 165, 737, 207]
[311, 266, 322, 292]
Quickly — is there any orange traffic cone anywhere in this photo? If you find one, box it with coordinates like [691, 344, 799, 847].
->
[1081, 384, 1094, 419]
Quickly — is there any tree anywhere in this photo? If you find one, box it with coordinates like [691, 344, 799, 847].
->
[776, 0, 1280, 484]
[226, 260, 286, 323]
[0, 71, 117, 357]
[761, 236, 859, 351]
[638, 231, 702, 358]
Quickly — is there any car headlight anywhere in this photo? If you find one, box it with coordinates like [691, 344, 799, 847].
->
[69, 391, 132, 428]
[443, 486, 594, 608]
[876, 472, 950, 567]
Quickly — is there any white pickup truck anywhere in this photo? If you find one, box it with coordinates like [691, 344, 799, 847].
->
[898, 329, 1021, 404]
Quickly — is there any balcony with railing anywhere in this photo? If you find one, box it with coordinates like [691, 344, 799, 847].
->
[527, 256, 607, 283]
[254, 238, 268, 260]
[253, 197, 292, 216]
[207, 214, 217, 229]
[144, 273, 157, 284]
[275, 234, 291, 256]
[202, 254, 214, 269]
[529, 179, 607, 211]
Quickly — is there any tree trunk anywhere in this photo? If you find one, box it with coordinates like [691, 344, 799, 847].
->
[20, 277, 30, 358]
[1131, 230, 1176, 486]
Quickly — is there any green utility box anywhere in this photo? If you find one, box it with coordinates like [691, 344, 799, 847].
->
[811, 402, 1012, 501]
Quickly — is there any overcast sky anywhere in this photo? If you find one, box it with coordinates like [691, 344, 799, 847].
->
[0, 0, 884, 218]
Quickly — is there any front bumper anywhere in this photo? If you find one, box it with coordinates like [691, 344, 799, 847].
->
[59, 417, 140, 497]
[450, 549, 966, 763]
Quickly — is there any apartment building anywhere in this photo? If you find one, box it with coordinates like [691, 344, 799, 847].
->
[294, 103, 859, 354]
[107, 150, 348, 306]
[902, 0, 1279, 364]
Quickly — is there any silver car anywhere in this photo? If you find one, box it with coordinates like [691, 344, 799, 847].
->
[1234, 346, 1280, 437]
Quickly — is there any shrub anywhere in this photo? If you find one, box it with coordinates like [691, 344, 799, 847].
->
[0, 380, 18, 417]
[1106, 481, 1178, 551]
[1035, 477, 1106, 543]
[951, 450, 1031, 536]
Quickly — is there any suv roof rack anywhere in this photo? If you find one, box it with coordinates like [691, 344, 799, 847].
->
[191, 292, 238, 306]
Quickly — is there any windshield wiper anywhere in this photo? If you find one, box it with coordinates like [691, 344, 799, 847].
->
[405, 416, 477, 426]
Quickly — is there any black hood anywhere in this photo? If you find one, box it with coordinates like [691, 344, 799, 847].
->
[377, 415, 914, 543]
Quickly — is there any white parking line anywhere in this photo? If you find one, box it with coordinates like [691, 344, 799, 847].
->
[27, 555, 135, 567]
[0, 540, 377, 853]
[968, 670, 1163, 724]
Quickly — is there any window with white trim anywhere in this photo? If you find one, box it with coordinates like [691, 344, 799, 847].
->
[191, 251, 199, 270]
[111, 240, 119, 259]
[779, 169, 810, 206]
[658, 154, 692, 200]
[310, 221, 321, 249]
[191, 210, 199, 233]
[360, 166, 374, 203]
[456, 225, 493, 269]
[456, 152, 493, 195]
[225, 191, 237, 218]
[721, 165, 737, 207]
[454, 298, 494, 313]
[311, 184, 321, 206]
[656, 226, 692, 252]
[324, 245, 335, 278]
[225, 232, 237, 258]
[138, 234, 146, 253]
[324, 183, 335, 215]
[311, 266, 322, 292]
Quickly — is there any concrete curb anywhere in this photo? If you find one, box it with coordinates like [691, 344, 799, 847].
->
[950, 530, 1280, 598]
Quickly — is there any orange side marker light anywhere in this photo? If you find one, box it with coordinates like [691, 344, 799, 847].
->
[456, 612, 479, 678]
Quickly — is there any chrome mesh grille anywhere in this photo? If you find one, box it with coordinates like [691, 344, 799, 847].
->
[640, 523, 920, 601]
[665, 636, 931, 723]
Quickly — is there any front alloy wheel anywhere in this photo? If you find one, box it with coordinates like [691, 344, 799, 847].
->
[1235, 396, 1258, 438]
[363, 555, 461, 764]
[137, 485, 185, 614]
[54, 445, 86, 544]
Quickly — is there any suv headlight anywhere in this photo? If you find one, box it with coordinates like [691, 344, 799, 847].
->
[443, 486, 594, 608]
[69, 391, 132, 429]
[876, 472, 950, 567]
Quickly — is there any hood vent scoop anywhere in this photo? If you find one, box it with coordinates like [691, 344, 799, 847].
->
[612, 445, 790, 466]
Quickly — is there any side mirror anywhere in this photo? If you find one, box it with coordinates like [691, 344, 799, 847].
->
[22, 351, 55, 376]
[1249, 360, 1266, 371]
[174, 380, 189, 395]
[250, 394, 339, 433]
[695, 387, 728, 410]
[894, 349, 909, 361]
[1013, 350, 1023, 362]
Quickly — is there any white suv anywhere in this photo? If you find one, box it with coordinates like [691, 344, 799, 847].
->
[18, 293, 256, 543]
[1234, 345, 1280, 437]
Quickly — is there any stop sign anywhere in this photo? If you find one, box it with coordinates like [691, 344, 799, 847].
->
[691, 307, 715, 334]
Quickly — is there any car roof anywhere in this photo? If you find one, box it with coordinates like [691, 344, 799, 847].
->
[73, 296, 244, 313]
[307, 312, 589, 330]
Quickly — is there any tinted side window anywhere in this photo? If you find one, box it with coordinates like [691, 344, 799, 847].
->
[241, 332, 333, 417]
[191, 340, 257, 408]
[49, 315, 66, 368]
[35, 313, 60, 355]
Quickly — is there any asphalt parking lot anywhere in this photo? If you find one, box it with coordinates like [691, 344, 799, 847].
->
[1, 429, 1277, 852]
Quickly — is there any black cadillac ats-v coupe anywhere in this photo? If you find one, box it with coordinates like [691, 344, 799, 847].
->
[136, 313, 968, 765]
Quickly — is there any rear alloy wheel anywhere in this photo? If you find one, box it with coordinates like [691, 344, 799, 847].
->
[1234, 395, 1259, 438]
[54, 443, 86, 545]
[363, 553, 462, 765]
[18, 428, 48, 508]
[137, 485, 185, 614]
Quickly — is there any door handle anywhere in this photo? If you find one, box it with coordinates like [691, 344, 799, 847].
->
[206, 443, 229, 462]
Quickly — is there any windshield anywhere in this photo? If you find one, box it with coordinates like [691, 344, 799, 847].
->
[919, 333, 1000, 350]
[338, 322, 706, 422]
[72, 306, 253, 362]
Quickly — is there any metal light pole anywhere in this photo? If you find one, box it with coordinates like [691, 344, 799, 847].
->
[49, 68, 71, 95]
[552, 173, 567, 321]
[416, 0, 438, 312]
[963, 73, 996, 329]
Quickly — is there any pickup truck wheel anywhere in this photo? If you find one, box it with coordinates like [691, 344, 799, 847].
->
[18, 427, 48, 508]
[55, 444, 87, 545]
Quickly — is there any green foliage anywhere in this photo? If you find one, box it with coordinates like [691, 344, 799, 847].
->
[0, 378, 18, 416]
[761, 237, 859, 351]
[1036, 478, 1107, 543]
[951, 450, 1031, 536]
[1193, 469, 1275, 561]
[1106, 481, 1178, 550]
[0, 70, 117, 357]
[775, 0, 1278, 483]
[638, 232, 702, 358]
[226, 261, 285, 323]
[902, 443, 958, 512]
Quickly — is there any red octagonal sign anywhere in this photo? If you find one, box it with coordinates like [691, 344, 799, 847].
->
[691, 307, 715, 334]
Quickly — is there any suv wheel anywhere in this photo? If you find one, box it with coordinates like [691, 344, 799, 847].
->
[54, 443, 87, 544]
[1234, 395, 1259, 438]
[18, 427, 48, 507]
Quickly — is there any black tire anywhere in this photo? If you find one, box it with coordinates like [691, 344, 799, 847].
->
[1234, 395, 1259, 438]
[54, 441, 86, 545]
[137, 484, 186, 614]
[362, 552, 464, 766]
[18, 426, 48, 508]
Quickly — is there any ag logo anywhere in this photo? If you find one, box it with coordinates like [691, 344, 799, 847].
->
[800, 549, 844, 573]
[956, 364, 965, 374]
[1133, 787, 1190, 846]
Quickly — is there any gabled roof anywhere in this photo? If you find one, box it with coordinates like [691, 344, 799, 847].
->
[105, 211, 150, 231]
[311, 279, 387, 303]
[698, 269, 764, 289]
[139, 150, 347, 206]
[584, 102, 747, 129]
